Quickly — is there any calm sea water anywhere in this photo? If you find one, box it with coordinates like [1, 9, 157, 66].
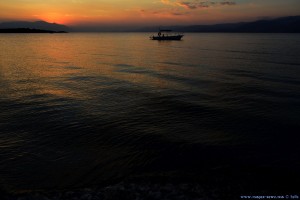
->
[0, 33, 300, 190]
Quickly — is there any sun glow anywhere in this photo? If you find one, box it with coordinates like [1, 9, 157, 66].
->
[37, 13, 71, 25]
[0, 0, 300, 27]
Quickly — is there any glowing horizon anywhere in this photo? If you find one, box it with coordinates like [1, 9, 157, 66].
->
[1, 0, 300, 27]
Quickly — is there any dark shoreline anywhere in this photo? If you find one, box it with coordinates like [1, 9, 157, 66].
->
[1, 182, 299, 200]
[1, 182, 230, 200]
[0, 28, 67, 33]
[1, 169, 299, 200]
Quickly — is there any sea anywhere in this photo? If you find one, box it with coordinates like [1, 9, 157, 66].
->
[0, 33, 300, 194]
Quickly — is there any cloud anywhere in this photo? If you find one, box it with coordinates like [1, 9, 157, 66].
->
[171, 11, 189, 16]
[139, 8, 189, 17]
[160, 0, 174, 5]
[161, 0, 236, 9]
[219, 1, 236, 6]
[177, 2, 199, 9]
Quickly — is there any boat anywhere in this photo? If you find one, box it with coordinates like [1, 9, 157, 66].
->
[150, 29, 184, 41]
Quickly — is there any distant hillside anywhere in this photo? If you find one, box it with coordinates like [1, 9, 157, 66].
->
[140, 16, 300, 33]
[0, 28, 67, 33]
[2, 16, 299, 33]
[0, 21, 69, 32]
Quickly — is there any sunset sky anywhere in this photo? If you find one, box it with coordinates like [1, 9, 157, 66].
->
[0, 0, 299, 27]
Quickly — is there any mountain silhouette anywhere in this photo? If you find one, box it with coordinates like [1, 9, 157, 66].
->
[0, 28, 67, 33]
[139, 16, 300, 33]
[0, 21, 69, 32]
[1, 16, 299, 33]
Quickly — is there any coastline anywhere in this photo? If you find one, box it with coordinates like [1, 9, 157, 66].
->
[0, 28, 67, 33]
[1, 168, 299, 200]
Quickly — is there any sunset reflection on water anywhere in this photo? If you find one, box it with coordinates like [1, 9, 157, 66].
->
[0, 33, 300, 191]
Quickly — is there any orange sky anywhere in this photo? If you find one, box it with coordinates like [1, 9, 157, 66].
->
[0, 0, 300, 26]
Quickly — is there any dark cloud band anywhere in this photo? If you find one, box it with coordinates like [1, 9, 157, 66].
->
[161, 0, 236, 9]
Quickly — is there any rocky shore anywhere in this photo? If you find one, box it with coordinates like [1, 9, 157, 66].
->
[1, 182, 242, 200]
